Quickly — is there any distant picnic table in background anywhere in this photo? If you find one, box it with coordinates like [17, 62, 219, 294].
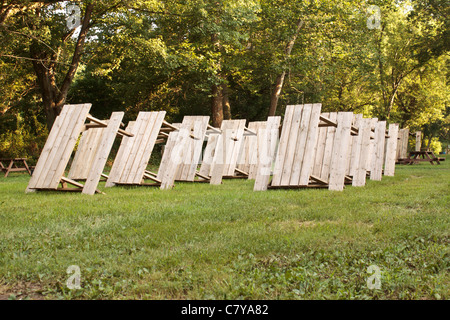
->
[0, 158, 32, 177]
[397, 151, 444, 165]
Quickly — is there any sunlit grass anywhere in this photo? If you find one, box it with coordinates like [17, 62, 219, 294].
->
[0, 157, 448, 300]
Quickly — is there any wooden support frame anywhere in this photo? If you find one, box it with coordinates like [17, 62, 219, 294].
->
[0, 158, 32, 177]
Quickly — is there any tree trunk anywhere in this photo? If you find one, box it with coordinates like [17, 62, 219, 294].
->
[269, 19, 304, 117]
[30, 3, 94, 130]
[222, 83, 231, 120]
[269, 72, 286, 116]
[211, 84, 224, 128]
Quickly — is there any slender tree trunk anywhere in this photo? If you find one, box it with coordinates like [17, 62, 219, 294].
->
[222, 83, 231, 120]
[269, 19, 304, 117]
[211, 84, 224, 128]
[269, 72, 286, 116]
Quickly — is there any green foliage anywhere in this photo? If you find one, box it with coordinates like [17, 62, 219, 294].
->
[0, 115, 48, 164]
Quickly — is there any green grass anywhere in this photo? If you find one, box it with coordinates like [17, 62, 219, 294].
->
[0, 158, 449, 300]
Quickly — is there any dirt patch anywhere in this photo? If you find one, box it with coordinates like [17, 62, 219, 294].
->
[0, 282, 47, 300]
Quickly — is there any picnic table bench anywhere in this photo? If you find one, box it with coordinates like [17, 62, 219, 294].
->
[0, 158, 32, 177]
[397, 151, 443, 165]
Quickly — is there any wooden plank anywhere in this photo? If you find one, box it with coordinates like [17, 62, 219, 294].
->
[132, 111, 166, 184]
[26, 106, 71, 192]
[105, 121, 136, 187]
[348, 114, 364, 177]
[185, 116, 209, 181]
[160, 128, 190, 189]
[353, 119, 372, 187]
[123, 112, 152, 183]
[225, 120, 246, 176]
[288, 105, 311, 185]
[370, 121, 387, 181]
[280, 105, 304, 186]
[43, 104, 90, 189]
[320, 112, 338, 182]
[130, 112, 159, 184]
[328, 112, 353, 191]
[176, 117, 195, 181]
[83, 112, 124, 195]
[248, 122, 267, 180]
[384, 123, 399, 176]
[199, 134, 219, 178]
[366, 118, 379, 177]
[174, 116, 209, 181]
[415, 131, 421, 152]
[209, 132, 226, 185]
[271, 105, 295, 186]
[157, 131, 179, 181]
[312, 112, 329, 178]
[253, 117, 282, 191]
[39, 105, 83, 188]
[298, 103, 322, 186]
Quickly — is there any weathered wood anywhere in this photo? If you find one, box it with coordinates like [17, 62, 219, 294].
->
[83, 112, 124, 195]
[329, 112, 353, 191]
[253, 117, 281, 191]
[26, 104, 92, 193]
[415, 131, 422, 152]
[384, 123, 399, 176]
[370, 121, 387, 181]
[352, 118, 372, 187]
[209, 120, 246, 185]
[271, 105, 295, 186]
[106, 111, 166, 187]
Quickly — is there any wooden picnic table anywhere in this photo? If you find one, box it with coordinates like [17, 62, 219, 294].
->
[398, 151, 442, 165]
[0, 158, 32, 177]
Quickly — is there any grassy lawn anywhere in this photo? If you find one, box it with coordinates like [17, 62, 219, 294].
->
[0, 157, 448, 300]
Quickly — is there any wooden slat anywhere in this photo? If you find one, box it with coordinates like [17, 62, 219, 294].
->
[160, 128, 190, 189]
[253, 117, 280, 190]
[370, 121, 387, 181]
[366, 118, 379, 177]
[199, 134, 219, 178]
[123, 112, 152, 183]
[248, 122, 267, 180]
[348, 114, 364, 177]
[26, 106, 70, 192]
[328, 112, 353, 191]
[312, 112, 329, 178]
[353, 118, 372, 187]
[280, 105, 304, 186]
[320, 112, 338, 182]
[130, 112, 161, 184]
[185, 116, 210, 181]
[415, 131, 421, 152]
[384, 123, 399, 176]
[298, 103, 322, 186]
[83, 112, 124, 195]
[49, 104, 91, 189]
[271, 105, 295, 186]
[35, 106, 78, 189]
[105, 121, 136, 187]
[289, 105, 312, 185]
[45, 104, 91, 189]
